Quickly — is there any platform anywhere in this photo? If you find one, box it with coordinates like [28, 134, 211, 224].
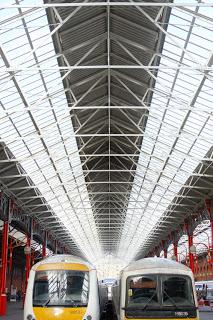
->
[1, 302, 22, 320]
[1, 302, 213, 320]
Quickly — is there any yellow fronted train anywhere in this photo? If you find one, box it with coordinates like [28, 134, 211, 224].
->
[24, 255, 102, 320]
[112, 258, 199, 320]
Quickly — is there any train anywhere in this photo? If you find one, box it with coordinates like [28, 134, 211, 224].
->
[195, 280, 213, 306]
[98, 281, 108, 313]
[24, 254, 106, 320]
[112, 257, 199, 320]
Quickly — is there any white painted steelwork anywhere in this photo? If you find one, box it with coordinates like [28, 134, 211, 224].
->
[0, 0, 212, 271]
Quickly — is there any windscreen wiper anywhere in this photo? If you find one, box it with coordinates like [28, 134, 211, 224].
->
[123, 291, 158, 311]
[142, 291, 158, 310]
[42, 299, 79, 307]
[42, 290, 58, 307]
[162, 290, 179, 309]
[42, 299, 50, 307]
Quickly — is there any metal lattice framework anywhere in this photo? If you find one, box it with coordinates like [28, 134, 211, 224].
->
[0, 1, 213, 268]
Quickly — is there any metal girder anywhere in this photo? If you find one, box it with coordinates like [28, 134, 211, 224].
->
[3, 65, 212, 72]
[0, 0, 212, 268]
[1, 3, 212, 9]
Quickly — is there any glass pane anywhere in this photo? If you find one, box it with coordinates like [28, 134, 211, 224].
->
[127, 275, 158, 307]
[162, 275, 194, 306]
[33, 270, 89, 307]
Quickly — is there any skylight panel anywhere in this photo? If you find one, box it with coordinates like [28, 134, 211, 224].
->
[118, 0, 213, 261]
[0, 0, 101, 261]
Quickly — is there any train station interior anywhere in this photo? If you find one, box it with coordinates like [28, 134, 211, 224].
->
[0, 0, 213, 319]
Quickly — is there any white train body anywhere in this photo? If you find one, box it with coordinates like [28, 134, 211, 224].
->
[112, 258, 199, 320]
[24, 254, 100, 320]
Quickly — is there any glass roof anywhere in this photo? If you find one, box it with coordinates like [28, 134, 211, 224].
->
[117, 0, 213, 261]
[0, 0, 101, 262]
[95, 254, 127, 280]
[0, 0, 212, 268]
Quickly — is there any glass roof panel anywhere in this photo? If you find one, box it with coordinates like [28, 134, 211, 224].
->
[0, 0, 212, 266]
[0, 0, 101, 261]
[117, 0, 213, 261]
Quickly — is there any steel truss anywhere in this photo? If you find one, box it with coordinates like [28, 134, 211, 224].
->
[0, 0, 212, 270]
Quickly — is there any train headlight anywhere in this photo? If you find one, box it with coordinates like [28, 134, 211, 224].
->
[86, 316, 92, 320]
[26, 315, 36, 320]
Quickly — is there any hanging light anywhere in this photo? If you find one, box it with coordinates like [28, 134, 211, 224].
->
[189, 245, 196, 255]
[24, 245, 31, 255]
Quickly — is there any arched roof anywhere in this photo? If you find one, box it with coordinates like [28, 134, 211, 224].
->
[0, 1, 212, 269]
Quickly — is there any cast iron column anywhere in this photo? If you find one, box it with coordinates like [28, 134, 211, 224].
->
[0, 221, 9, 315]
[205, 199, 213, 261]
[42, 231, 47, 258]
[171, 231, 179, 261]
[185, 221, 195, 273]
[0, 198, 13, 316]
[173, 243, 178, 261]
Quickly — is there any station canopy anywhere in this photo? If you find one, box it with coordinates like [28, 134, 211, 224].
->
[0, 0, 212, 274]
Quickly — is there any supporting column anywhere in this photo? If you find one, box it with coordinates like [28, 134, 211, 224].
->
[9, 237, 13, 274]
[0, 198, 13, 316]
[31, 220, 35, 266]
[189, 235, 194, 272]
[55, 240, 58, 254]
[31, 250, 35, 266]
[0, 221, 9, 316]
[171, 231, 179, 261]
[185, 221, 195, 273]
[211, 219, 213, 250]
[150, 250, 154, 257]
[205, 199, 213, 261]
[162, 240, 168, 258]
[173, 243, 178, 261]
[42, 231, 47, 258]
[25, 235, 31, 286]
[148, 251, 154, 257]
[155, 246, 160, 257]
[211, 219, 213, 264]
[23, 235, 31, 304]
